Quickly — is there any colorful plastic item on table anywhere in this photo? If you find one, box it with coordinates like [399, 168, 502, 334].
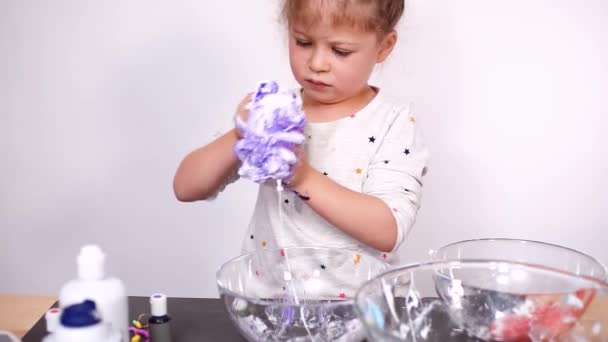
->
[129, 314, 149, 342]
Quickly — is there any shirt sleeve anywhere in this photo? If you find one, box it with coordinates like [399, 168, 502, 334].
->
[362, 103, 429, 252]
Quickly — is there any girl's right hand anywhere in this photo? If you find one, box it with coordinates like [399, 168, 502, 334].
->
[236, 92, 252, 121]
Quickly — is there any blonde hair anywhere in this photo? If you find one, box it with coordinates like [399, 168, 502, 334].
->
[281, 0, 404, 36]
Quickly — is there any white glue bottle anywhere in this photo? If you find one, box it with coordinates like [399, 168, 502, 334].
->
[59, 245, 129, 342]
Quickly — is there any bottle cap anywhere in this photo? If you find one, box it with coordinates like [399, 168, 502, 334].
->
[150, 293, 168, 317]
[77, 245, 106, 281]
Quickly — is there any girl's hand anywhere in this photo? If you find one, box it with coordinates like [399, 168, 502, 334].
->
[286, 146, 313, 188]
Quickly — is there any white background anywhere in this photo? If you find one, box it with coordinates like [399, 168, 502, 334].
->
[1, 0, 607, 297]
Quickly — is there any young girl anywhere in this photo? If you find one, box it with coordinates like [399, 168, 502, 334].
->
[173, 0, 428, 263]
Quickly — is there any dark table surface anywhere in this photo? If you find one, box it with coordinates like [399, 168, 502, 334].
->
[21, 297, 247, 342]
[21, 297, 484, 341]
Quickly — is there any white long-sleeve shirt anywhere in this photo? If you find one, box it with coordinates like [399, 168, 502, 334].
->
[217, 90, 429, 264]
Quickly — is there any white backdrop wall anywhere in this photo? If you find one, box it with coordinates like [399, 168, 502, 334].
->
[1, 0, 607, 297]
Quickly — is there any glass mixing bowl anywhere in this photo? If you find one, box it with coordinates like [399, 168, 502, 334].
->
[355, 260, 608, 341]
[430, 238, 607, 281]
[217, 246, 389, 341]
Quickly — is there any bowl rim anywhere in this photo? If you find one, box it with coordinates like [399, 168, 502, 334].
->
[431, 237, 608, 278]
[354, 258, 608, 336]
[216, 245, 390, 303]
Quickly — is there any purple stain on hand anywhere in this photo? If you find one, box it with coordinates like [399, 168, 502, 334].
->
[234, 81, 306, 183]
[293, 190, 310, 201]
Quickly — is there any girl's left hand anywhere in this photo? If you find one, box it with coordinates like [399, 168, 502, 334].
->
[286, 146, 313, 188]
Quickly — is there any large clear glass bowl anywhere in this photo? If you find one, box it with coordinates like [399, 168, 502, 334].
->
[430, 238, 607, 281]
[355, 260, 608, 341]
[217, 246, 389, 341]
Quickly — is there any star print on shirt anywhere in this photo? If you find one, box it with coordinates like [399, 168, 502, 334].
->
[404, 148, 410, 155]
[355, 168, 362, 174]
[368, 136, 376, 143]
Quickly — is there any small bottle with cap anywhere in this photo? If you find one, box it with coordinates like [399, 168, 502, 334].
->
[148, 294, 172, 342]
[45, 308, 61, 334]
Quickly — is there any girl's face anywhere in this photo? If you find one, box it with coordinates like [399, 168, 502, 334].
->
[288, 14, 395, 105]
